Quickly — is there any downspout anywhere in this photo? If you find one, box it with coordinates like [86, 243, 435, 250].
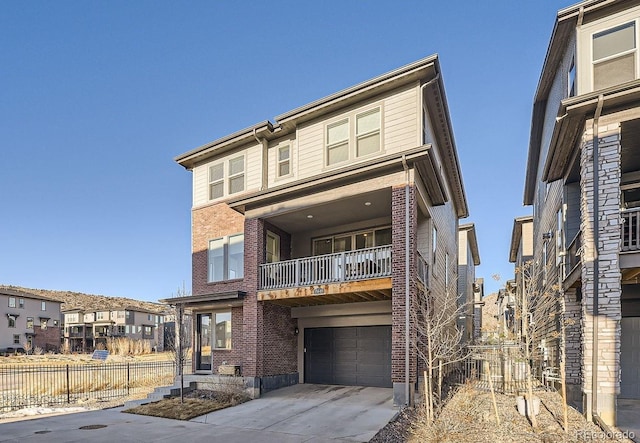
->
[591, 94, 604, 421]
[254, 128, 269, 191]
[402, 154, 410, 406]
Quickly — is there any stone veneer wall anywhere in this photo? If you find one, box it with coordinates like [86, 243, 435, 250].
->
[579, 125, 622, 426]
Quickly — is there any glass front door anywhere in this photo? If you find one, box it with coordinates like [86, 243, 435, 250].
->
[196, 314, 212, 371]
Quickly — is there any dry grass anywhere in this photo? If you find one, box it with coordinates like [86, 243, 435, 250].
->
[123, 389, 250, 421]
[0, 351, 174, 367]
[407, 383, 634, 443]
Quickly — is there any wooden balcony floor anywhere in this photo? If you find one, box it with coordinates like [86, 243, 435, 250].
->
[258, 277, 392, 307]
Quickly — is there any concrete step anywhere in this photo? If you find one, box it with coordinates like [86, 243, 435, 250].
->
[123, 383, 196, 409]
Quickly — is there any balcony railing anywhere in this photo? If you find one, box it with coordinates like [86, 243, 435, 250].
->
[259, 245, 392, 290]
[622, 208, 640, 251]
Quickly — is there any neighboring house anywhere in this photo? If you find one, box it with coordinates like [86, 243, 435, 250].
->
[457, 223, 481, 342]
[508, 215, 534, 340]
[165, 54, 469, 405]
[63, 307, 166, 352]
[523, 0, 640, 426]
[472, 277, 485, 341]
[495, 281, 517, 339]
[0, 287, 61, 352]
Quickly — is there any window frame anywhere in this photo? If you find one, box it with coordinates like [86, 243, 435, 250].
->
[208, 233, 245, 282]
[228, 155, 245, 195]
[311, 225, 392, 255]
[591, 20, 638, 90]
[26, 317, 34, 329]
[208, 162, 224, 200]
[355, 108, 381, 158]
[324, 105, 383, 167]
[266, 231, 281, 263]
[13, 334, 20, 345]
[213, 311, 232, 350]
[8, 297, 16, 308]
[8, 315, 16, 328]
[41, 301, 46, 311]
[18, 298, 24, 309]
[277, 145, 291, 178]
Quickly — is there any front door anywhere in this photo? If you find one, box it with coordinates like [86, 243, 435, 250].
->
[196, 314, 212, 371]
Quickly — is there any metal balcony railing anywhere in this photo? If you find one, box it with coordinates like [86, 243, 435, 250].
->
[622, 208, 640, 251]
[259, 245, 392, 290]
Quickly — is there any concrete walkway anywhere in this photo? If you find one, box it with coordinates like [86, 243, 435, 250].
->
[0, 384, 398, 443]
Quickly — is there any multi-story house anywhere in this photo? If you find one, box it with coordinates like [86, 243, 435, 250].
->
[523, 0, 640, 426]
[472, 277, 485, 341]
[508, 215, 534, 341]
[63, 307, 166, 352]
[167, 54, 469, 406]
[457, 223, 480, 342]
[1, 287, 61, 353]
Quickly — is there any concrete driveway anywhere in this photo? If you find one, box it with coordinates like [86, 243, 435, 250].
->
[0, 384, 398, 443]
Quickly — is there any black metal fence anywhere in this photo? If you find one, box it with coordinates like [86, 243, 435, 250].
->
[0, 361, 175, 412]
[445, 344, 543, 395]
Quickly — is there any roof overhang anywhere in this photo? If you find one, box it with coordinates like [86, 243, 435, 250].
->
[159, 291, 245, 310]
[509, 215, 534, 263]
[227, 145, 445, 213]
[524, 0, 638, 205]
[459, 223, 480, 265]
[544, 80, 640, 182]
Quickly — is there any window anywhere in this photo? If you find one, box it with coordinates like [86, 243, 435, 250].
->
[18, 298, 24, 309]
[228, 156, 245, 194]
[556, 208, 563, 267]
[208, 233, 245, 282]
[445, 252, 450, 288]
[26, 317, 34, 329]
[53, 320, 59, 327]
[568, 59, 576, 97]
[593, 22, 636, 90]
[266, 231, 280, 263]
[125, 311, 131, 320]
[117, 325, 125, 335]
[326, 119, 349, 165]
[13, 335, 20, 344]
[277, 145, 291, 177]
[8, 297, 16, 308]
[209, 163, 224, 200]
[543, 241, 548, 284]
[311, 226, 392, 255]
[432, 226, 438, 266]
[8, 316, 16, 328]
[40, 319, 47, 330]
[143, 326, 153, 337]
[96, 312, 105, 320]
[356, 108, 381, 157]
[214, 311, 232, 349]
[41, 301, 46, 311]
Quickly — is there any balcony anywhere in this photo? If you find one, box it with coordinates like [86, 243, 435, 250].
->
[622, 208, 640, 251]
[258, 245, 393, 306]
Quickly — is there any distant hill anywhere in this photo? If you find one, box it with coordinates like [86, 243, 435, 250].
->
[481, 292, 499, 334]
[1, 285, 169, 315]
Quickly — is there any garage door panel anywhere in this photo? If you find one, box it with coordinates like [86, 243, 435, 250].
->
[304, 326, 391, 388]
[621, 317, 640, 399]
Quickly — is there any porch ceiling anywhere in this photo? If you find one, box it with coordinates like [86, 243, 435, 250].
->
[265, 188, 391, 234]
[258, 277, 392, 307]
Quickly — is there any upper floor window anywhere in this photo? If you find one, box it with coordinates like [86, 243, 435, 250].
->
[278, 145, 291, 177]
[208, 155, 245, 200]
[593, 22, 636, 90]
[26, 317, 34, 329]
[8, 297, 16, 308]
[7, 315, 16, 328]
[209, 163, 224, 200]
[18, 298, 24, 308]
[356, 108, 381, 157]
[41, 301, 46, 311]
[228, 156, 245, 194]
[568, 59, 576, 97]
[325, 107, 381, 166]
[208, 233, 244, 282]
[327, 119, 349, 165]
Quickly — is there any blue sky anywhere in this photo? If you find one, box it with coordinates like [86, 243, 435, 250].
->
[1, 1, 569, 301]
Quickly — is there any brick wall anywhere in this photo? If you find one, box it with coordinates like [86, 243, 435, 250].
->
[243, 217, 264, 377]
[33, 326, 61, 352]
[391, 184, 417, 384]
[192, 203, 245, 296]
[261, 303, 298, 376]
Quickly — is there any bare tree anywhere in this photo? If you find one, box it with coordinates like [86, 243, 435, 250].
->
[166, 284, 191, 403]
[411, 276, 469, 423]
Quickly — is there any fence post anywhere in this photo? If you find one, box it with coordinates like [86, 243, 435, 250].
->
[127, 363, 130, 395]
[66, 365, 70, 404]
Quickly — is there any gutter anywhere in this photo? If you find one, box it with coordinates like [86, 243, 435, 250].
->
[402, 154, 411, 406]
[591, 94, 604, 421]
